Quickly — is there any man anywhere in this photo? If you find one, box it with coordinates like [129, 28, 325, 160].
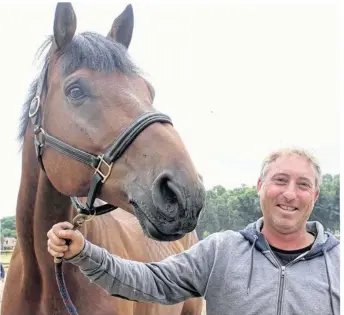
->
[47, 147, 340, 315]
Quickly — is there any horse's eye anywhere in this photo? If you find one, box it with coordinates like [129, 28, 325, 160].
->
[67, 86, 85, 100]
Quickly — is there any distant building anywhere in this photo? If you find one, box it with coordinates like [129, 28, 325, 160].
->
[2, 237, 16, 250]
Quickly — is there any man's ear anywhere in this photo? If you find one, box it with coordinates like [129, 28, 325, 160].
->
[313, 189, 320, 203]
[257, 178, 263, 195]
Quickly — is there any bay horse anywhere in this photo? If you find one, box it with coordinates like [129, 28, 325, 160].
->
[1, 3, 205, 315]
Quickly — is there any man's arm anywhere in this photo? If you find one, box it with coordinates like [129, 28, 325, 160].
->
[66, 234, 217, 304]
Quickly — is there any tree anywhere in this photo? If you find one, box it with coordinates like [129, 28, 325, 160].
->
[1, 216, 15, 230]
[310, 174, 340, 232]
[0, 216, 16, 239]
[1, 229, 13, 237]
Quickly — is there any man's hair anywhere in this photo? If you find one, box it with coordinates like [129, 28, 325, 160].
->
[259, 147, 322, 190]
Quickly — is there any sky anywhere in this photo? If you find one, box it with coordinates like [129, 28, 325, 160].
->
[0, 0, 341, 218]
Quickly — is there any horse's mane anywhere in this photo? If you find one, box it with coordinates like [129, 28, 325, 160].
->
[18, 32, 142, 148]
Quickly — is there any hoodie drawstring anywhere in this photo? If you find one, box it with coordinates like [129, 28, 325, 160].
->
[323, 250, 335, 315]
[247, 235, 258, 294]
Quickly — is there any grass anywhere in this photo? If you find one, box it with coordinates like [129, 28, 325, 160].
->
[1, 251, 13, 273]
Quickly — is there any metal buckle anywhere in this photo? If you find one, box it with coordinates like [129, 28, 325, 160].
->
[94, 155, 113, 183]
[34, 127, 46, 145]
[29, 95, 41, 118]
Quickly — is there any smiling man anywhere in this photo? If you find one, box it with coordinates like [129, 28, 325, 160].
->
[47, 147, 340, 315]
[257, 149, 321, 251]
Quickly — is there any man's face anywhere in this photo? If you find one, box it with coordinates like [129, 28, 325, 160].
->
[257, 154, 319, 235]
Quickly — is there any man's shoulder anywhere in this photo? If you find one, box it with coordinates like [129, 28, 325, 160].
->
[200, 229, 246, 248]
[330, 241, 340, 255]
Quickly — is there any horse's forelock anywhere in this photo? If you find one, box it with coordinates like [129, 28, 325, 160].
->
[60, 32, 141, 77]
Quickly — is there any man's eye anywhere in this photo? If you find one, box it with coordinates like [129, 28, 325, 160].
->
[298, 182, 311, 188]
[274, 178, 287, 184]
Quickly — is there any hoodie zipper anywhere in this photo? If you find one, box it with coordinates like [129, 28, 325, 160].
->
[271, 251, 308, 315]
[263, 243, 287, 315]
[277, 266, 286, 315]
[262, 239, 286, 315]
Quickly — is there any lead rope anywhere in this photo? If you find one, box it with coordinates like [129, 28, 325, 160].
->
[54, 213, 95, 315]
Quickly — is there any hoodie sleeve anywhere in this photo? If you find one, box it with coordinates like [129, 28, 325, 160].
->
[65, 234, 218, 304]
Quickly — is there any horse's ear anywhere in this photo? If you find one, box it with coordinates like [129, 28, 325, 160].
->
[107, 4, 134, 49]
[53, 3, 77, 51]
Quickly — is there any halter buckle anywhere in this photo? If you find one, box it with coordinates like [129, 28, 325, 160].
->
[94, 155, 113, 183]
[34, 127, 46, 146]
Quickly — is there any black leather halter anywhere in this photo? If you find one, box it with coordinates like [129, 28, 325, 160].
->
[29, 64, 173, 216]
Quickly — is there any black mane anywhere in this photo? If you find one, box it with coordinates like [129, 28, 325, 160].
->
[18, 32, 142, 146]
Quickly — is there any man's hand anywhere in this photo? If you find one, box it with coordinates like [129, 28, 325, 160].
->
[47, 222, 85, 259]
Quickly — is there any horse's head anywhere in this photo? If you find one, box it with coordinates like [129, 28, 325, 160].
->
[25, 3, 205, 241]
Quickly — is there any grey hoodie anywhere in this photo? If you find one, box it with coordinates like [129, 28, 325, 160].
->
[67, 218, 340, 315]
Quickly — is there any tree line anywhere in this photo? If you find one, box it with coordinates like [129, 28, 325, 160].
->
[0, 174, 339, 242]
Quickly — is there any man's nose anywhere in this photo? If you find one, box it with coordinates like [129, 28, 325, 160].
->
[282, 182, 297, 201]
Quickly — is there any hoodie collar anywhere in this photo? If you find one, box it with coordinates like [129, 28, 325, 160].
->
[239, 217, 339, 258]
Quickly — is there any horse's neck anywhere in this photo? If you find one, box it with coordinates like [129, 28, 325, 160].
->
[16, 135, 74, 269]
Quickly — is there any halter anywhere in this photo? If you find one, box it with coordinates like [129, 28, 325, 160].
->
[29, 63, 173, 216]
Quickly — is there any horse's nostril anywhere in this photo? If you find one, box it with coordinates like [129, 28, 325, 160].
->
[152, 172, 185, 219]
[165, 180, 186, 209]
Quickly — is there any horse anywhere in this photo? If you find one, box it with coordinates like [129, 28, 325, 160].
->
[1, 3, 206, 315]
